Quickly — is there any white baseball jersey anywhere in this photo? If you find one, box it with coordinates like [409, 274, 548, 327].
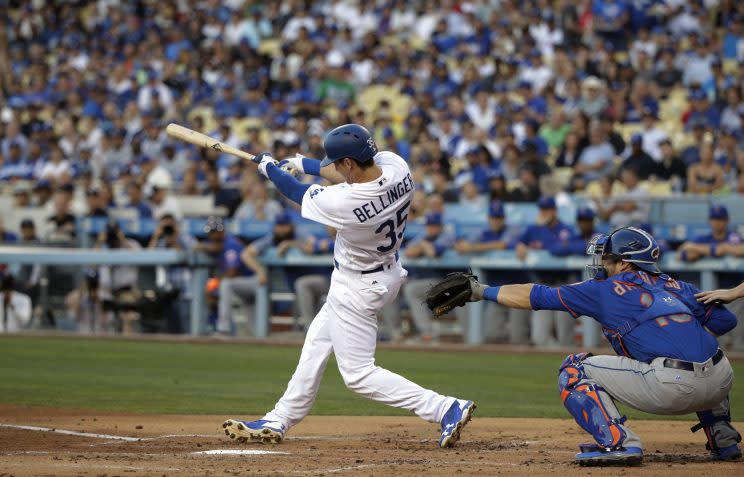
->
[301, 151, 414, 271]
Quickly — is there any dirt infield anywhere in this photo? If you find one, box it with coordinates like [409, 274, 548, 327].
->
[0, 404, 741, 476]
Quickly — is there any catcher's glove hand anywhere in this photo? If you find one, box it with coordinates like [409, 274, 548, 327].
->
[425, 272, 486, 317]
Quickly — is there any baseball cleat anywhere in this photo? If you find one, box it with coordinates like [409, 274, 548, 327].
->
[438, 399, 476, 448]
[222, 419, 286, 444]
[710, 443, 742, 461]
[575, 445, 643, 466]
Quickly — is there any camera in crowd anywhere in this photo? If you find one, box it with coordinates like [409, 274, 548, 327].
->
[105, 220, 122, 249]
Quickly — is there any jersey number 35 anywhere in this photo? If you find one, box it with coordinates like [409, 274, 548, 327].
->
[375, 200, 411, 253]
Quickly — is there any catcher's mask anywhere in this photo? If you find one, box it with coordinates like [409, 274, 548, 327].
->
[586, 226, 662, 279]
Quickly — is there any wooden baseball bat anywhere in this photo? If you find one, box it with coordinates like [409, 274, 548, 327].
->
[165, 123, 255, 161]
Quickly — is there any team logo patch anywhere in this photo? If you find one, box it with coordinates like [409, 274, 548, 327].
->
[651, 247, 660, 259]
[310, 188, 324, 199]
[640, 292, 652, 307]
[662, 296, 674, 304]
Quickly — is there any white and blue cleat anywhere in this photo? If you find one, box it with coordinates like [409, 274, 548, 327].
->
[438, 399, 476, 448]
[222, 418, 286, 444]
[575, 443, 643, 466]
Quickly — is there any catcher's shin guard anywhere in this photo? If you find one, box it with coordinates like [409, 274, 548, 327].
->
[691, 401, 742, 460]
[558, 354, 627, 449]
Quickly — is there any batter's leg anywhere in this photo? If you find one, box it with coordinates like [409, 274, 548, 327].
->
[330, 276, 456, 423]
[261, 302, 334, 428]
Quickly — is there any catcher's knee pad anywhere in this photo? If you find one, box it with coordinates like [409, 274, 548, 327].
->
[558, 355, 626, 449]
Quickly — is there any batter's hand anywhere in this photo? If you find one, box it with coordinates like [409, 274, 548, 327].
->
[695, 288, 739, 305]
[278, 154, 305, 175]
[252, 152, 277, 178]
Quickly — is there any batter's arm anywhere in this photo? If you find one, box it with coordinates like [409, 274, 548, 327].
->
[282, 155, 346, 184]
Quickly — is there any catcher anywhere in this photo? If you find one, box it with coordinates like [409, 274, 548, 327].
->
[427, 226, 740, 465]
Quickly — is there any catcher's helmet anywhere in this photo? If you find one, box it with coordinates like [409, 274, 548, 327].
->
[320, 124, 378, 167]
[586, 226, 661, 278]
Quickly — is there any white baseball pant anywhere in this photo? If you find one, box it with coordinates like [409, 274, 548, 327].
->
[263, 263, 457, 428]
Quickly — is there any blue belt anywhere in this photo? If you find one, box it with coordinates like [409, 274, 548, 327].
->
[334, 251, 399, 274]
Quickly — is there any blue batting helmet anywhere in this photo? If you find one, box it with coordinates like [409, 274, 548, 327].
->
[320, 124, 378, 167]
[586, 226, 661, 278]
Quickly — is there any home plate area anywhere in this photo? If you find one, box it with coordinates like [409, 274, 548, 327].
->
[0, 406, 740, 477]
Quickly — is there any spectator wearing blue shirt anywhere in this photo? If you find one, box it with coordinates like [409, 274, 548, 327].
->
[455, 201, 531, 343]
[124, 180, 153, 219]
[678, 205, 744, 350]
[592, 0, 630, 51]
[680, 119, 707, 165]
[196, 216, 258, 335]
[722, 14, 744, 60]
[515, 197, 576, 347]
[213, 82, 245, 119]
[550, 207, 598, 257]
[678, 205, 743, 263]
[0, 217, 19, 244]
[403, 212, 456, 342]
[685, 89, 721, 131]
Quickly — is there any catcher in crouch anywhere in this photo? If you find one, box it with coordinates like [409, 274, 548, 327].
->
[427, 226, 740, 466]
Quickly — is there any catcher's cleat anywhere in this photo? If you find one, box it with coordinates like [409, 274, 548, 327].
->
[439, 400, 476, 448]
[710, 443, 742, 461]
[575, 445, 643, 466]
[222, 418, 286, 444]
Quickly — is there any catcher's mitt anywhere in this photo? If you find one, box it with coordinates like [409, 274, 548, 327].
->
[425, 272, 481, 317]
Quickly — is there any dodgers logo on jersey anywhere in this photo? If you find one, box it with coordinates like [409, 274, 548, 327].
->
[310, 187, 324, 199]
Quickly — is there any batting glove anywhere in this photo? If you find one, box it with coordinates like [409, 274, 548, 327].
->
[278, 153, 306, 174]
[252, 152, 277, 178]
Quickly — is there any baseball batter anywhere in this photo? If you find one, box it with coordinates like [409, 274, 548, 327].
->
[428, 227, 740, 465]
[223, 124, 475, 447]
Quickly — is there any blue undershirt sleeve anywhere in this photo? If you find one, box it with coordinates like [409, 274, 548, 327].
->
[266, 162, 311, 205]
[302, 157, 321, 176]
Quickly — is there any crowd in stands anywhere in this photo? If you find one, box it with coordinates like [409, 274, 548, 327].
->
[0, 1, 743, 346]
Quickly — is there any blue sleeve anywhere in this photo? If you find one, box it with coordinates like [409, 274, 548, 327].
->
[302, 157, 321, 176]
[530, 280, 600, 318]
[266, 162, 311, 205]
[517, 226, 531, 245]
[675, 280, 738, 336]
[701, 305, 738, 336]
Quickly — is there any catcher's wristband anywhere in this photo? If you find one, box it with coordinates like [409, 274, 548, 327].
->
[483, 286, 501, 303]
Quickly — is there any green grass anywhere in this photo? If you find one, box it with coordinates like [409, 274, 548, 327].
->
[0, 336, 741, 420]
